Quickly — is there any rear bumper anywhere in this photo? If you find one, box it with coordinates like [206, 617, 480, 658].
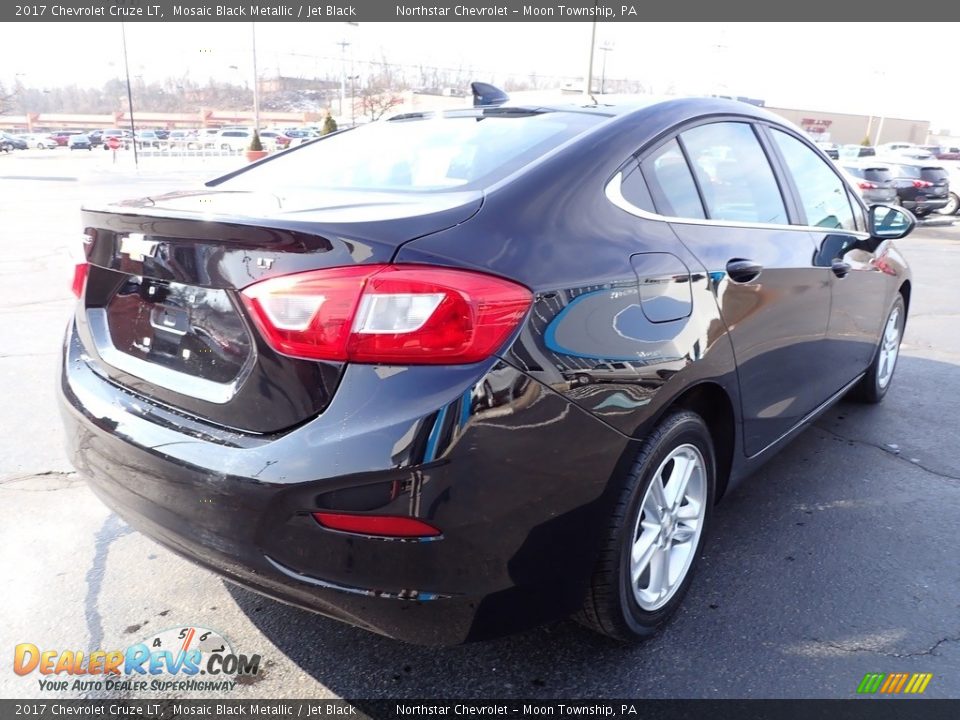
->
[59, 320, 633, 644]
[902, 198, 948, 213]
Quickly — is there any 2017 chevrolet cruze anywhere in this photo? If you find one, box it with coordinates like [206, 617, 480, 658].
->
[60, 96, 914, 645]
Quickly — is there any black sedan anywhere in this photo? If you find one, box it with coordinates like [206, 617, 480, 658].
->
[59, 96, 914, 645]
[68, 134, 93, 151]
[1, 132, 28, 150]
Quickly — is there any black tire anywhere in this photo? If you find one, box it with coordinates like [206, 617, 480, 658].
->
[577, 410, 716, 641]
[849, 294, 906, 404]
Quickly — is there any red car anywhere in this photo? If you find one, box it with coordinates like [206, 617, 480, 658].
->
[51, 131, 85, 147]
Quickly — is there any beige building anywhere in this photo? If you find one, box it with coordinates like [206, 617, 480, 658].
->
[765, 106, 930, 146]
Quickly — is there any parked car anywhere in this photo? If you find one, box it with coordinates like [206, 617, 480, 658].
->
[68, 134, 93, 151]
[60, 97, 914, 645]
[0, 136, 13, 153]
[134, 130, 162, 149]
[841, 162, 900, 205]
[815, 141, 839, 159]
[282, 128, 320, 146]
[932, 146, 960, 161]
[215, 128, 254, 152]
[17, 133, 58, 149]
[51, 130, 85, 147]
[876, 142, 932, 161]
[258, 130, 292, 150]
[0, 132, 28, 150]
[933, 160, 960, 215]
[839, 144, 876, 159]
[100, 129, 131, 150]
[888, 162, 950, 217]
[86, 130, 104, 146]
[167, 130, 200, 149]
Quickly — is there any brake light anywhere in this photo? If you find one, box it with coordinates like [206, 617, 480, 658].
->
[312, 512, 441, 538]
[858, 181, 878, 190]
[913, 180, 933, 188]
[240, 264, 532, 364]
[71, 263, 89, 298]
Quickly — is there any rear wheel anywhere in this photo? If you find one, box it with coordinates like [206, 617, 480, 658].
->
[577, 410, 715, 640]
[937, 192, 960, 216]
[850, 294, 905, 403]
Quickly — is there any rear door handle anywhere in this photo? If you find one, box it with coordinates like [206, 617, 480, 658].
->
[725, 259, 763, 283]
[831, 260, 852, 278]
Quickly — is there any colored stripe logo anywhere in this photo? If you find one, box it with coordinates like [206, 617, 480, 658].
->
[857, 672, 933, 694]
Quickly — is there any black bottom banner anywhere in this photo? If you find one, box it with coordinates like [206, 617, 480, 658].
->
[1, 699, 958, 720]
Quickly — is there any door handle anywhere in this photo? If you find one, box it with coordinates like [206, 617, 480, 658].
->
[725, 259, 763, 283]
[831, 260, 852, 278]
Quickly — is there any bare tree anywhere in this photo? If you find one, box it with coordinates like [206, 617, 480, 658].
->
[359, 86, 403, 121]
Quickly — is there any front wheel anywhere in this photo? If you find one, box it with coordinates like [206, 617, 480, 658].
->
[577, 410, 715, 640]
[849, 295, 906, 404]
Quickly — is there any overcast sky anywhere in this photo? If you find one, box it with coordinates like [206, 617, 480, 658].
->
[3, 22, 957, 132]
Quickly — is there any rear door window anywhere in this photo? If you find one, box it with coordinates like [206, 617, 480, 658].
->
[770, 129, 856, 231]
[639, 139, 705, 219]
[680, 122, 788, 225]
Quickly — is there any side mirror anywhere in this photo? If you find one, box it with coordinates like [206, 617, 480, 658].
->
[868, 204, 916, 240]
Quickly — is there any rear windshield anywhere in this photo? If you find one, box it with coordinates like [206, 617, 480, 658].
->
[921, 167, 949, 182]
[895, 165, 922, 179]
[212, 110, 604, 193]
[846, 167, 894, 183]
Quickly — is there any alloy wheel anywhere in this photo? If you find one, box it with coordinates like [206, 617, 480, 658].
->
[877, 306, 901, 390]
[630, 444, 707, 611]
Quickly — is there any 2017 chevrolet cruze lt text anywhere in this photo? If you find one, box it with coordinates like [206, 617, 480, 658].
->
[59, 97, 914, 645]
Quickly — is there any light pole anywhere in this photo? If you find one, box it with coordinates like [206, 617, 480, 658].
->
[599, 41, 614, 95]
[251, 22, 260, 132]
[120, 22, 139, 168]
[336, 39, 349, 119]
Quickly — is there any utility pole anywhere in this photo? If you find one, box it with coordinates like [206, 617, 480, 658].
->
[120, 22, 138, 168]
[584, 19, 597, 96]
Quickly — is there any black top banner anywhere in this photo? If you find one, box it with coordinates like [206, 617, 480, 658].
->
[5, 0, 960, 22]
[1, 700, 959, 720]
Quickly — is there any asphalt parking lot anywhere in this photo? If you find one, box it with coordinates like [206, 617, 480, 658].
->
[2, 149, 959, 700]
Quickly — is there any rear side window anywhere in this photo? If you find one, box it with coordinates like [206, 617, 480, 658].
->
[640, 139, 705, 219]
[619, 163, 655, 212]
[680, 122, 787, 225]
[771, 129, 855, 231]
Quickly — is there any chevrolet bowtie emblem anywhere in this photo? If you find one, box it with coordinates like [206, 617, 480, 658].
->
[119, 234, 159, 262]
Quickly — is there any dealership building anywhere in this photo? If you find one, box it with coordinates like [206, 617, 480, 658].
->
[763, 106, 930, 146]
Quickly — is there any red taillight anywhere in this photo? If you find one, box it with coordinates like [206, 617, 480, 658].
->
[312, 512, 441, 538]
[858, 181, 878, 190]
[71, 263, 89, 298]
[240, 264, 532, 364]
[913, 180, 933, 188]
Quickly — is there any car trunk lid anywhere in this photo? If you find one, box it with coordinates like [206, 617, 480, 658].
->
[75, 188, 482, 434]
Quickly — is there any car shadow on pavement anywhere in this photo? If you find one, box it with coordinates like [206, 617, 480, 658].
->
[226, 355, 960, 699]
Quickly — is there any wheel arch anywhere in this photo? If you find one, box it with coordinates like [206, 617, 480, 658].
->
[666, 381, 736, 502]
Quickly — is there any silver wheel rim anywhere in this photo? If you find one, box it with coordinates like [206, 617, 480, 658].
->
[877, 306, 901, 390]
[630, 443, 707, 611]
[939, 194, 959, 215]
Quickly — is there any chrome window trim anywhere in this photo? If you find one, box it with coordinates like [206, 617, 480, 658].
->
[605, 171, 871, 240]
